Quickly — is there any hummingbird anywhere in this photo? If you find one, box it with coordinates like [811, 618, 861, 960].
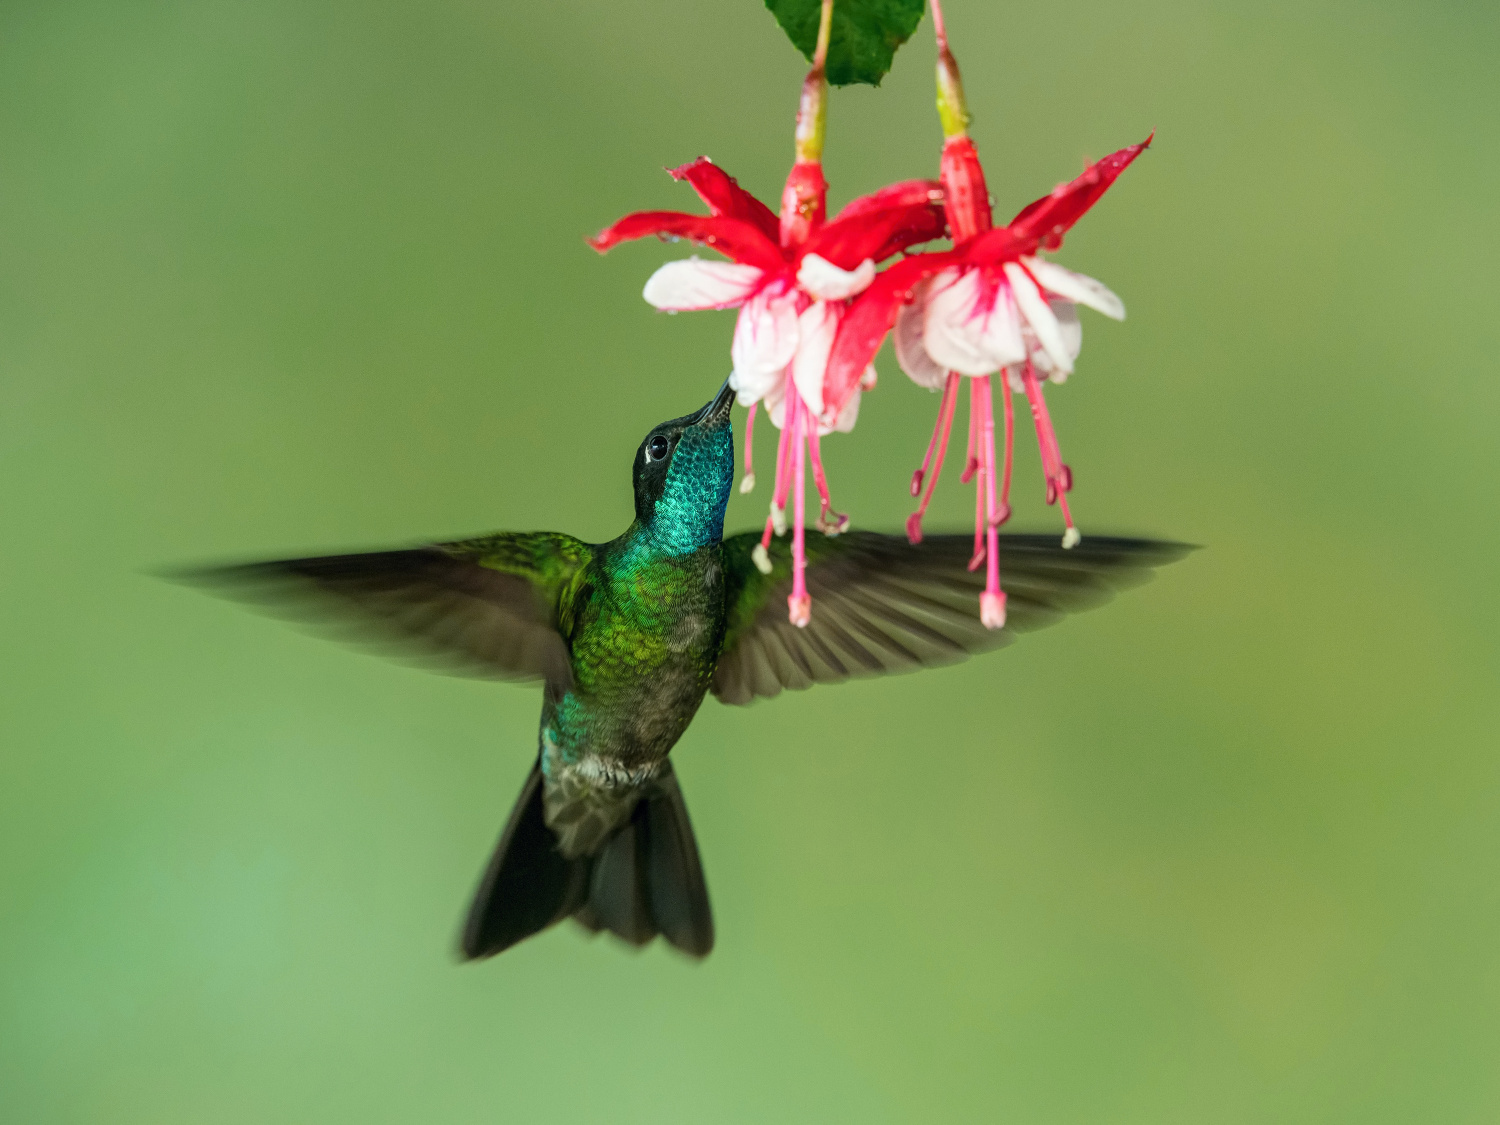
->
[192, 381, 1187, 961]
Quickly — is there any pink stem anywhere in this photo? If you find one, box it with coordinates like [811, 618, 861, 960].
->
[910, 373, 959, 497]
[789, 392, 811, 625]
[743, 401, 758, 485]
[807, 423, 848, 534]
[1020, 361, 1077, 534]
[961, 383, 980, 484]
[906, 372, 960, 544]
[968, 380, 985, 569]
[999, 372, 1014, 523]
[981, 377, 1001, 599]
[931, 0, 949, 51]
[772, 403, 794, 509]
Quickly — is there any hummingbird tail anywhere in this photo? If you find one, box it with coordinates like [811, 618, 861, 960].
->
[459, 762, 714, 960]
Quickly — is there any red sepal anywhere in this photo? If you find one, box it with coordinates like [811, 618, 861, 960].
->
[964, 225, 1023, 267]
[779, 160, 828, 250]
[587, 211, 784, 272]
[810, 202, 946, 270]
[669, 158, 781, 245]
[831, 180, 944, 224]
[1007, 135, 1152, 252]
[819, 250, 961, 423]
[939, 137, 993, 244]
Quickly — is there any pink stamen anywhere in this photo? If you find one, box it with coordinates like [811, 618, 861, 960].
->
[967, 380, 985, 570]
[767, 397, 795, 536]
[998, 372, 1015, 526]
[1020, 360, 1079, 542]
[906, 371, 960, 544]
[978, 375, 1005, 628]
[807, 424, 849, 535]
[788, 391, 811, 626]
[910, 372, 958, 497]
[741, 402, 758, 493]
[960, 384, 980, 484]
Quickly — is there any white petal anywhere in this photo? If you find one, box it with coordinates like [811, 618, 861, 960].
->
[763, 376, 789, 429]
[791, 301, 838, 418]
[1005, 262, 1073, 375]
[923, 269, 998, 376]
[642, 258, 763, 311]
[1025, 300, 1082, 382]
[796, 254, 877, 301]
[763, 338, 861, 435]
[1026, 257, 1125, 321]
[729, 288, 799, 404]
[894, 282, 948, 390]
[824, 386, 861, 434]
[976, 285, 1026, 371]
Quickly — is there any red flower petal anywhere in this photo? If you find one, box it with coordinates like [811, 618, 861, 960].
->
[830, 179, 944, 223]
[588, 211, 785, 272]
[819, 250, 961, 424]
[1006, 135, 1152, 253]
[811, 201, 947, 270]
[963, 224, 1023, 266]
[669, 157, 781, 245]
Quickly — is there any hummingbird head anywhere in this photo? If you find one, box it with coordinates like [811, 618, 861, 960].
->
[631, 379, 736, 554]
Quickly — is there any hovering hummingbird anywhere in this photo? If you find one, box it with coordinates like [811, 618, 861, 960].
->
[193, 381, 1187, 961]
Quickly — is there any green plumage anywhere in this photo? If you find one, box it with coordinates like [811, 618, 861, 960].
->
[184, 381, 1190, 959]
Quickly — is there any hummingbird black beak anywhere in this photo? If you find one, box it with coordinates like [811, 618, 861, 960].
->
[693, 379, 736, 427]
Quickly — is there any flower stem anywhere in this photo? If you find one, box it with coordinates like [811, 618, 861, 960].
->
[813, 0, 834, 67]
[783, 0, 833, 245]
[930, 0, 969, 140]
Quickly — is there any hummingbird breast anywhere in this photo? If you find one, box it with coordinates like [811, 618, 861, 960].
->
[536, 542, 726, 854]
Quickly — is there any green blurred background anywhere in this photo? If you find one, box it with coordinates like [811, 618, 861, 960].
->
[2, 0, 1496, 1121]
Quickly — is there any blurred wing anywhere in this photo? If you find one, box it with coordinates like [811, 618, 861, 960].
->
[177, 532, 592, 690]
[712, 531, 1192, 705]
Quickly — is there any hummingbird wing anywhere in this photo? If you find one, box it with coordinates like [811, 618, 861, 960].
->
[711, 531, 1192, 705]
[179, 532, 592, 692]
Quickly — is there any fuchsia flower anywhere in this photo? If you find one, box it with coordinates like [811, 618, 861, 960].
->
[590, 0, 945, 627]
[819, 0, 1149, 629]
[590, 159, 942, 442]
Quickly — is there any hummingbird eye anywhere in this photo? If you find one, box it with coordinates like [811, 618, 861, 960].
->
[646, 434, 670, 461]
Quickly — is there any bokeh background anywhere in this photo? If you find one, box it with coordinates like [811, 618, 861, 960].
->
[2, 0, 1496, 1121]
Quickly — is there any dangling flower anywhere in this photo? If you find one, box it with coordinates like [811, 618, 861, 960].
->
[589, 166, 941, 452]
[820, 0, 1148, 629]
[589, 0, 946, 627]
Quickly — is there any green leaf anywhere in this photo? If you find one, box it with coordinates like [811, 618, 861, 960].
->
[765, 0, 927, 87]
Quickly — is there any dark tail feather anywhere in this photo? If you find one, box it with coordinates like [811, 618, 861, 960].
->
[460, 764, 588, 959]
[460, 763, 714, 960]
[641, 770, 713, 956]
